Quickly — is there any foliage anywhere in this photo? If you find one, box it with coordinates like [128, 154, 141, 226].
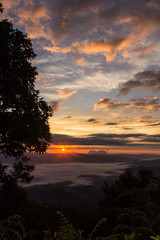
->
[56, 211, 80, 240]
[0, 2, 52, 186]
[0, 3, 3, 13]
[0, 215, 25, 240]
[43, 230, 53, 240]
[0, 156, 34, 186]
[55, 211, 107, 240]
[0, 4, 52, 158]
[151, 236, 160, 240]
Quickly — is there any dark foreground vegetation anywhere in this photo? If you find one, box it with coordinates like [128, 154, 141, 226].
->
[1, 168, 160, 240]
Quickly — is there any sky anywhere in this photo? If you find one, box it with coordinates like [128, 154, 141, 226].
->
[1, 0, 160, 154]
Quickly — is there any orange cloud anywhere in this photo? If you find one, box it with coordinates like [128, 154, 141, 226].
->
[43, 45, 71, 53]
[57, 89, 76, 99]
[72, 57, 85, 65]
[3, 0, 160, 60]
[74, 37, 132, 55]
[43, 37, 133, 61]
[1, 0, 20, 10]
[94, 97, 130, 111]
[17, 4, 50, 23]
[94, 97, 160, 111]
[12, 1, 52, 40]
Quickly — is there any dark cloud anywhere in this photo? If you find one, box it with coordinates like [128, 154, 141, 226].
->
[105, 122, 118, 126]
[48, 0, 160, 48]
[118, 70, 160, 96]
[64, 116, 72, 119]
[147, 122, 160, 127]
[87, 118, 99, 123]
[47, 0, 101, 43]
[7, 0, 160, 58]
[141, 135, 160, 143]
[89, 133, 145, 138]
[87, 119, 118, 126]
[52, 133, 146, 146]
[51, 133, 160, 147]
[97, 0, 147, 32]
[49, 100, 61, 112]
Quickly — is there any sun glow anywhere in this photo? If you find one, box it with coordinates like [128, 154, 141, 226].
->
[47, 144, 160, 155]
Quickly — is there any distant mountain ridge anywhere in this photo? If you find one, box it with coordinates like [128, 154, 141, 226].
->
[1, 152, 160, 164]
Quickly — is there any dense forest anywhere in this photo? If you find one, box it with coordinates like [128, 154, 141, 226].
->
[1, 2, 160, 239]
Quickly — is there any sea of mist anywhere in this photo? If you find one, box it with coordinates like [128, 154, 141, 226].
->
[27, 161, 129, 187]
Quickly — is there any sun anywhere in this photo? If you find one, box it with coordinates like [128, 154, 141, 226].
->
[61, 148, 65, 152]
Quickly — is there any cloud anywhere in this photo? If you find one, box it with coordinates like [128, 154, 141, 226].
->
[147, 122, 160, 127]
[131, 97, 160, 111]
[4, 0, 160, 55]
[17, 3, 50, 23]
[11, 1, 53, 40]
[129, 1, 160, 37]
[49, 100, 61, 112]
[87, 118, 99, 124]
[51, 132, 160, 147]
[52, 133, 136, 146]
[131, 44, 156, 57]
[72, 57, 85, 65]
[57, 89, 76, 98]
[42, 0, 160, 61]
[43, 45, 71, 54]
[44, 37, 132, 62]
[3, 0, 160, 77]
[105, 122, 118, 126]
[45, 0, 101, 44]
[73, 37, 131, 55]
[118, 70, 160, 96]
[1, 0, 21, 10]
[141, 134, 160, 143]
[94, 96, 160, 111]
[94, 97, 130, 111]
[46, 0, 160, 44]
[64, 116, 72, 119]
[137, 115, 154, 124]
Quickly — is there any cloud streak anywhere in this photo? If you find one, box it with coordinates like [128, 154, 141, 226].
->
[52, 133, 160, 146]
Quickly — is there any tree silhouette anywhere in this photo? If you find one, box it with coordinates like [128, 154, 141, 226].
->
[0, 3, 52, 184]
